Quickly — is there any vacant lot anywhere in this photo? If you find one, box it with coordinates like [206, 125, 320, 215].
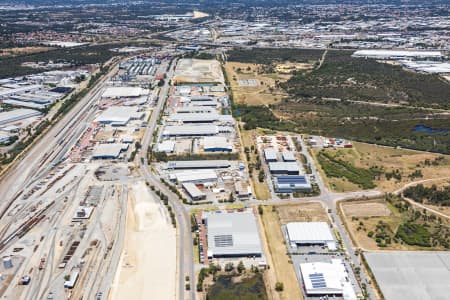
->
[277, 202, 329, 224]
[340, 198, 450, 251]
[225, 62, 289, 105]
[342, 201, 392, 218]
[311, 142, 450, 193]
[240, 128, 271, 200]
[260, 205, 303, 300]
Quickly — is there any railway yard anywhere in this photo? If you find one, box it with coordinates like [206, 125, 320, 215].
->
[0, 53, 172, 299]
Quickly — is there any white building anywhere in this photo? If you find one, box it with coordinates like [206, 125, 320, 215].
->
[300, 259, 357, 300]
[286, 222, 336, 250]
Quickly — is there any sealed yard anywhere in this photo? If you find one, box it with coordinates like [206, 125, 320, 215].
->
[365, 251, 450, 300]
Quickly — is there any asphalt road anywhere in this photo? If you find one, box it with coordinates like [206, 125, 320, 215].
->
[138, 58, 196, 300]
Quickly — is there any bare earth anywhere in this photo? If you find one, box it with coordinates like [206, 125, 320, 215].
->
[110, 181, 176, 300]
[341, 201, 392, 218]
[277, 202, 329, 224]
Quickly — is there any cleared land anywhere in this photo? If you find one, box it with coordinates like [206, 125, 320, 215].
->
[173, 58, 223, 84]
[342, 202, 392, 218]
[111, 181, 176, 300]
[311, 142, 450, 193]
[225, 62, 290, 105]
[277, 202, 329, 223]
[260, 205, 303, 300]
[364, 252, 450, 300]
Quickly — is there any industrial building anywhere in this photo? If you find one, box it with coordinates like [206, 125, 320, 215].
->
[274, 176, 312, 193]
[264, 149, 278, 162]
[202, 136, 232, 152]
[91, 144, 129, 160]
[300, 259, 357, 300]
[166, 160, 230, 170]
[156, 140, 175, 153]
[352, 49, 444, 60]
[176, 106, 215, 114]
[268, 161, 300, 175]
[203, 211, 263, 258]
[94, 106, 143, 125]
[282, 151, 296, 162]
[101, 86, 147, 98]
[162, 125, 218, 137]
[172, 170, 218, 184]
[286, 222, 336, 250]
[168, 112, 220, 123]
[182, 182, 206, 201]
[0, 108, 41, 125]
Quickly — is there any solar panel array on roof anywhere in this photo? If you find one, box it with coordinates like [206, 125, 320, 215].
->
[309, 273, 326, 288]
[214, 235, 233, 247]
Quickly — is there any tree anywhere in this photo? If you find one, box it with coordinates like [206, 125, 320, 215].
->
[275, 282, 284, 292]
[224, 262, 234, 272]
[237, 261, 245, 274]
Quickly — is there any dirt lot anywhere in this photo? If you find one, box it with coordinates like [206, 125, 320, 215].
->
[277, 202, 329, 224]
[312, 142, 450, 193]
[111, 181, 176, 300]
[341, 201, 392, 218]
[224, 62, 289, 105]
[259, 205, 303, 300]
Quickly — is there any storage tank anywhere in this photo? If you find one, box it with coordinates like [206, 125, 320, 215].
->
[3, 256, 13, 269]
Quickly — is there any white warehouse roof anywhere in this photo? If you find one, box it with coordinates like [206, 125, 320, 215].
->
[300, 260, 357, 300]
[204, 211, 263, 258]
[202, 136, 232, 151]
[286, 222, 334, 245]
[168, 112, 220, 123]
[175, 170, 218, 183]
[94, 106, 142, 124]
[162, 125, 218, 136]
[102, 86, 146, 98]
[0, 108, 41, 125]
[353, 49, 443, 59]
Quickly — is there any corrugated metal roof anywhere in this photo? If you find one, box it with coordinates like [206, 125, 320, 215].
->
[286, 222, 334, 243]
[162, 124, 218, 136]
[205, 211, 263, 257]
[167, 160, 230, 169]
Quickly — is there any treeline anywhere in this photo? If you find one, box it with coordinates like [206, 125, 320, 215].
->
[317, 150, 377, 189]
[281, 50, 450, 109]
[0, 44, 117, 79]
[403, 184, 450, 206]
[227, 48, 323, 65]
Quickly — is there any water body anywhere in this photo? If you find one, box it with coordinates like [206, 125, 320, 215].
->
[413, 125, 450, 134]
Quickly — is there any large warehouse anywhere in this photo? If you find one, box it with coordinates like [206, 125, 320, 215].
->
[204, 211, 263, 258]
[274, 176, 312, 193]
[166, 160, 230, 170]
[0, 108, 41, 125]
[300, 259, 357, 300]
[162, 125, 219, 137]
[101, 86, 146, 98]
[268, 161, 300, 175]
[286, 222, 336, 250]
[202, 136, 232, 152]
[94, 106, 143, 125]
